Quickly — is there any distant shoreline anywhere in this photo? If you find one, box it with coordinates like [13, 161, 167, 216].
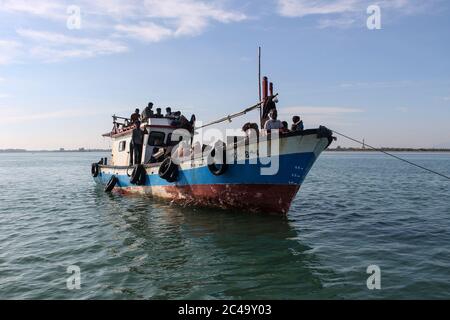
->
[0, 149, 111, 153]
[1, 148, 449, 154]
[327, 148, 450, 152]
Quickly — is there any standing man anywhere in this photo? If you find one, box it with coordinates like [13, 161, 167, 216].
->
[130, 108, 140, 124]
[141, 103, 154, 121]
[165, 107, 173, 118]
[264, 109, 282, 132]
[132, 121, 147, 164]
[261, 96, 277, 129]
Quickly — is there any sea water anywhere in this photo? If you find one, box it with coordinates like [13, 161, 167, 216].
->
[0, 151, 449, 299]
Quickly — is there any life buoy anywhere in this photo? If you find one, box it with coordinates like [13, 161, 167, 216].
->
[130, 164, 146, 185]
[159, 157, 179, 182]
[105, 175, 118, 192]
[91, 163, 99, 177]
[207, 144, 228, 176]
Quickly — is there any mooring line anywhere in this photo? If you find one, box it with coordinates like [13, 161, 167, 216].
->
[331, 130, 450, 181]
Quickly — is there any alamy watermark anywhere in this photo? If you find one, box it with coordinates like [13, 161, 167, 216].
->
[64, 4, 380, 32]
[67, 5, 81, 30]
[168, 124, 281, 176]
[367, 5, 382, 30]
[66, 265, 81, 290]
[366, 265, 381, 290]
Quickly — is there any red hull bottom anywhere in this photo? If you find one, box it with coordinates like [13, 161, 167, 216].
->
[120, 184, 301, 215]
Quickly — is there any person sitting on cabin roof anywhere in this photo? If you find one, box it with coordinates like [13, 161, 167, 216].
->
[154, 108, 164, 118]
[281, 121, 290, 134]
[264, 109, 282, 132]
[131, 121, 148, 165]
[165, 107, 173, 118]
[170, 111, 182, 126]
[130, 108, 140, 124]
[141, 103, 153, 121]
[291, 116, 304, 131]
[179, 114, 191, 130]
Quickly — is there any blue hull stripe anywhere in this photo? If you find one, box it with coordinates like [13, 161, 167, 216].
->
[96, 152, 317, 188]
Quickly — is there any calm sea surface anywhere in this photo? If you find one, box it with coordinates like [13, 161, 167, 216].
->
[0, 151, 449, 299]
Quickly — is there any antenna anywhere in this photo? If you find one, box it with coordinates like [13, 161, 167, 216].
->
[258, 47, 262, 101]
[258, 47, 262, 121]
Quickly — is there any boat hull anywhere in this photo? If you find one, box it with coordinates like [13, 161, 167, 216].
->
[115, 184, 300, 214]
[94, 129, 332, 214]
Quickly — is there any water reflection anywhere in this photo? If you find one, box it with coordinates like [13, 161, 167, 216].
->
[93, 187, 330, 299]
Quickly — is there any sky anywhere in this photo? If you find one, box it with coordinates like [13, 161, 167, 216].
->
[0, 0, 449, 150]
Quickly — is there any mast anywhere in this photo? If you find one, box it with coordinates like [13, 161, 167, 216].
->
[258, 47, 262, 123]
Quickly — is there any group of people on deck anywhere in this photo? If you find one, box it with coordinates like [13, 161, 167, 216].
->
[262, 95, 304, 133]
[129, 102, 196, 133]
[127, 102, 196, 165]
[242, 96, 304, 139]
[127, 97, 304, 165]
[263, 109, 304, 134]
[130, 103, 185, 122]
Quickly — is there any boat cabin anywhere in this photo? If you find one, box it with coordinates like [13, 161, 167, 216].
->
[105, 116, 189, 166]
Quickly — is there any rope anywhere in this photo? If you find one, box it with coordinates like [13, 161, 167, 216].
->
[332, 130, 450, 181]
[195, 94, 278, 130]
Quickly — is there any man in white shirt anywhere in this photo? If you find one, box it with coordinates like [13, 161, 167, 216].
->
[264, 109, 282, 131]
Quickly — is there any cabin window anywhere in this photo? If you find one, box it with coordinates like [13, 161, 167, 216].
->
[118, 141, 126, 152]
[148, 132, 166, 146]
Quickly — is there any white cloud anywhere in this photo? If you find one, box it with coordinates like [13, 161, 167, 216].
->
[0, 40, 22, 65]
[278, 105, 364, 128]
[16, 29, 128, 62]
[83, 0, 141, 19]
[143, 0, 246, 37]
[318, 16, 356, 29]
[0, 108, 105, 124]
[0, 94, 10, 98]
[1, 0, 247, 62]
[281, 106, 363, 115]
[338, 81, 414, 89]
[276, 0, 432, 28]
[115, 23, 174, 42]
[395, 106, 409, 113]
[277, 0, 361, 17]
[113, 0, 247, 42]
[0, 0, 66, 20]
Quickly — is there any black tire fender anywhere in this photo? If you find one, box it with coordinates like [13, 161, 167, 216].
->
[159, 158, 178, 182]
[105, 175, 118, 192]
[166, 165, 179, 183]
[91, 163, 99, 177]
[130, 164, 146, 185]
